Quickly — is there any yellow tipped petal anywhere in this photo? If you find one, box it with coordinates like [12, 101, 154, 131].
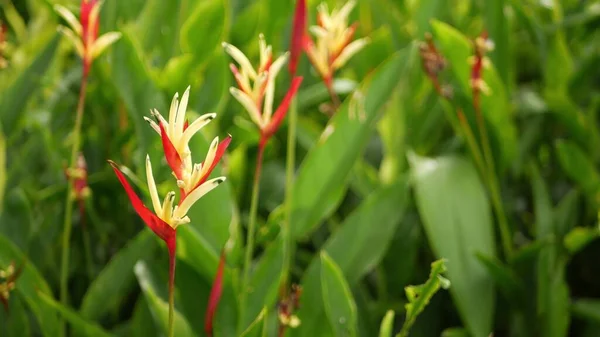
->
[58, 26, 85, 57]
[229, 87, 263, 127]
[88, 0, 103, 42]
[161, 191, 176, 226]
[54, 5, 82, 36]
[337, 0, 356, 22]
[199, 137, 219, 178]
[332, 37, 369, 70]
[90, 32, 122, 60]
[143, 116, 160, 134]
[167, 92, 179, 138]
[175, 177, 226, 218]
[222, 42, 257, 79]
[180, 113, 216, 150]
[145, 156, 163, 216]
[175, 86, 191, 136]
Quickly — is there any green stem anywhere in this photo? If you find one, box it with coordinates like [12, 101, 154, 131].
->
[81, 206, 95, 281]
[59, 74, 88, 337]
[240, 142, 265, 330]
[474, 102, 513, 259]
[168, 241, 177, 337]
[282, 98, 297, 289]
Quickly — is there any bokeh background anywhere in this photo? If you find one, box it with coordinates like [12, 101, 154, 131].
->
[2, 0, 600, 336]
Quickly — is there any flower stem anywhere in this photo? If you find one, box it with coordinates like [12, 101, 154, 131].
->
[282, 98, 297, 289]
[168, 239, 177, 337]
[59, 74, 88, 337]
[325, 79, 341, 110]
[240, 142, 266, 330]
[473, 99, 513, 260]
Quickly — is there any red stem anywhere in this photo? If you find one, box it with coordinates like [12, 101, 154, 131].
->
[167, 238, 177, 337]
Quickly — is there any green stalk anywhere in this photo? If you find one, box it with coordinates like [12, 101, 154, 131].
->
[282, 98, 297, 288]
[167, 241, 177, 337]
[59, 74, 88, 337]
[240, 142, 266, 330]
[474, 102, 513, 259]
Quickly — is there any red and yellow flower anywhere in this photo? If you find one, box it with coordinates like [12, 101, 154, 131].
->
[54, 0, 121, 77]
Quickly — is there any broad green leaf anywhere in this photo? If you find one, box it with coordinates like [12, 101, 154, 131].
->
[321, 252, 358, 337]
[555, 140, 600, 193]
[440, 328, 470, 337]
[398, 259, 450, 337]
[111, 28, 166, 151]
[378, 310, 395, 337]
[292, 44, 416, 239]
[134, 0, 182, 66]
[134, 261, 195, 337]
[0, 234, 59, 336]
[80, 229, 157, 320]
[564, 227, 600, 255]
[128, 297, 158, 337]
[180, 0, 228, 64]
[430, 20, 517, 167]
[292, 180, 408, 337]
[0, 34, 59, 133]
[411, 0, 442, 37]
[37, 293, 114, 337]
[176, 226, 220, 280]
[241, 237, 285, 331]
[409, 154, 495, 337]
[297, 79, 358, 111]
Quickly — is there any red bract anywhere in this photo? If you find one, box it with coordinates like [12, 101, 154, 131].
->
[80, 0, 99, 76]
[158, 122, 185, 181]
[261, 77, 303, 146]
[191, 136, 232, 192]
[289, 0, 307, 75]
[108, 161, 176, 249]
[204, 250, 226, 336]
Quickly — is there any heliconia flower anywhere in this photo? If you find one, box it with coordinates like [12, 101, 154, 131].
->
[277, 284, 303, 336]
[54, 0, 122, 77]
[0, 261, 23, 313]
[109, 158, 225, 243]
[223, 36, 303, 146]
[143, 87, 232, 199]
[204, 250, 226, 336]
[304, 0, 369, 86]
[289, 0, 307, 75]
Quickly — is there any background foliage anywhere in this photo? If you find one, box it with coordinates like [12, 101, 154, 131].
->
[2, 0, 600, 336]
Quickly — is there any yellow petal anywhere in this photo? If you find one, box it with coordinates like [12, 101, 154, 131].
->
[180, 113, 216, 150]
[175, 86, 191, 136]
[145, 155, 163, 217]
[90, 32, 122, 60]
[54, 5, 82, 36]
[58, 26, 84, 58]
[332, 37, 369, 70]
[174, 177, 226, 218]
[222, 42, 257, 79]
[229, 87, 263, 127]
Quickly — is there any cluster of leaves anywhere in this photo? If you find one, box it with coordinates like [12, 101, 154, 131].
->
[2, 0, 600, 336]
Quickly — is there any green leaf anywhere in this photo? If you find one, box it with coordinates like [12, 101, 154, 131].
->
[134, 261, 195, 337]
[564, 227, 600, 255]
[239, 308, 267, 337]
[475, 253, 523, 302]
[398, 259, 450, 337]
[0, 34, 60, 133]
[321, 252, 358, 337]
[180, 0, 228, 64]
[292, 179, 409, 337]
[80, 229, 157, 320]
[409, 154, 496, 337]
[240, 237, 285, 330]
[572, 299, 600, 324]
[430, 20, 517, 167]
[0, 126, 5, 212]
[176, 226, 220, 280]
[378, 310, 395, 337]
[111, 28, 166, 151]
[37, 293, 114, 337]
[555, 140, 600, 193]
[0, 294, 30, 337]
[292, 44, 417, 239]
[483, 0, 511, 85]
[0, 234, 59, 336]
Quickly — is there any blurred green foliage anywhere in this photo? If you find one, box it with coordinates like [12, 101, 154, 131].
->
[2, 0, 600, 336]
